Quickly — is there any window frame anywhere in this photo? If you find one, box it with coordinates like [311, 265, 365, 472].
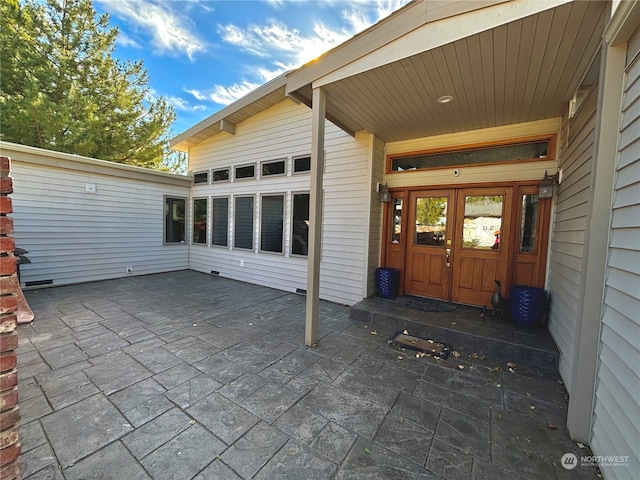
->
[211, 196, 230, 248]
[259, 193, 285, 255]
[163, 195, 187, 245]
[234, 163, 256, 181]
[212, 168, 230, 183]
[233, 195, 255, 250]
[386, 134, 556, 174]
[260, 158, 287, 178]
[193, 170, 209, 185]
[292, 155, 311, 174]
[290, 191, 310, 257]
[191, 197, 208, 246]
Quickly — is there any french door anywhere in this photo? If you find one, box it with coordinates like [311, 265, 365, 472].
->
[404, 187, 512, 305]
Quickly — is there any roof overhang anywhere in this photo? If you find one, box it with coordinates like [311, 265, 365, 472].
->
[170, 74, 289, 152]
[286, 0, 608, 143]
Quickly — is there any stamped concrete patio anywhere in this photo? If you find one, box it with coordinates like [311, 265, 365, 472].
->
[17, 271, 600, 479]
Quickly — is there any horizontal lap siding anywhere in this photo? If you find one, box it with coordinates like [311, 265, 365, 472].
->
[11, 161, 189, 287]
[591, 42, 640, 480]
[188, 100, 371, 305]
[547, 83, 598, 390]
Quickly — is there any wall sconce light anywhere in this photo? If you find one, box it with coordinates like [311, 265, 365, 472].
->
[538, 170, 561, 198]
[377, 182, 391, 203]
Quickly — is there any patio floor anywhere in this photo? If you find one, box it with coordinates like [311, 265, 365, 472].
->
[16, 270, 600, 479]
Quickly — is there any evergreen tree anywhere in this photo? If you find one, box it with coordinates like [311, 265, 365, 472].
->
[0, 0, 178, 171]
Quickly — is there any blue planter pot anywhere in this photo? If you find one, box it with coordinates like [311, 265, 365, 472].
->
[510, 285, 547, 327]
[376, 268, 399, 299]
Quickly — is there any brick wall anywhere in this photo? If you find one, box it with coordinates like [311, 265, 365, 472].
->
[0, 156, 21, 479]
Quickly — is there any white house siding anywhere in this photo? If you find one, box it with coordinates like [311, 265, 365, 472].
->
[5, 146, 191, 288]
[591, 31, 640, 479]
[547, 79, 599, 390]
[187, 100, 372, 306]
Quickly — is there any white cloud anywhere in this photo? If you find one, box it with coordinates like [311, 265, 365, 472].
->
[97, 0, 206, 59]
[115, 30, 141, 49]
[166, 95, 207, 112]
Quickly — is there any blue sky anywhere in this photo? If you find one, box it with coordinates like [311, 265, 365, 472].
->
[93, 0, 410, 137]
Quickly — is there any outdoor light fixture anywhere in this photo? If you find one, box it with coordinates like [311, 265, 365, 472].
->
[437, 95, 454, 104]
[538, 170, 561, 198]
[378, 182, 391, 203]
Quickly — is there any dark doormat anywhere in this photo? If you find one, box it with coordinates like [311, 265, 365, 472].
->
[388, 332, 452, 360]
[396, 295, 457, 312]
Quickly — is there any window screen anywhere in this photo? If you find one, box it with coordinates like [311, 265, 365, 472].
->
[211, 197, 228, 247]
[234, 196, 254, 249]
[260, 195, 284, 253]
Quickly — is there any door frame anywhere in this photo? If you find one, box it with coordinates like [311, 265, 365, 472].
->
[381, 181, 552, 305]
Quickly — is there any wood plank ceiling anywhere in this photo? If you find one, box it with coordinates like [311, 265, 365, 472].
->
[320, 1, 608, 143]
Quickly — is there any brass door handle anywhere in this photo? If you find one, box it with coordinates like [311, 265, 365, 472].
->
[445, 248, 451, 267]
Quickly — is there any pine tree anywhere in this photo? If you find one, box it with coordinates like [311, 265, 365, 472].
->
[0, 0, 178, 171]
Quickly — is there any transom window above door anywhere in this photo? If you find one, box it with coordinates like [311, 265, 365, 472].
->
[388, 136, 554, 172]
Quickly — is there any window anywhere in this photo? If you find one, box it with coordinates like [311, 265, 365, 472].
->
[462, 195, 503, 250]
[211, 197, 228, 247]
[293, 155, 311, 173]
[291, 193, 309, 256]
[261, 159, 286, 177]
[390, 139, 551, 172]
[235, 164, 255, 180]
[212, 168, 230, 182]
[234, 196, 254, 249]
[164, 197, 186, 244]
[192, 198, 207, 245]
[519, 194, 539, 253]
[193, 171, 209, 184]
[260, 195, 284, 253]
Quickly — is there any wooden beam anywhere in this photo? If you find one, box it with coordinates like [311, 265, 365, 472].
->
[219, 119, 236, 135]
[305, 87, 326, 347]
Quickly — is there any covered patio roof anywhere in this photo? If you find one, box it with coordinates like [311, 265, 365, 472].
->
[286, 0, 608, 142]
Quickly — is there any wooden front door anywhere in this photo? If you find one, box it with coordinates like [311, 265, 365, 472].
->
[404, 190, 455, 299]
[450, 187, 512, 305]
[402, 186, 513, 305]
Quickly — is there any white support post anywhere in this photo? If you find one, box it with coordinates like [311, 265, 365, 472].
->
[305, 87, 326, 347]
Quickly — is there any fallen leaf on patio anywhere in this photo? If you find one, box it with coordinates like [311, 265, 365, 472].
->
[530, 405, 536, 410]
[496, 384, 501, 387]
[491, 366, 501, 372]
[508, 368, 515, 373]
[427, 339, 434, 343]
[458, 365, 465, 370]
[450, 322, 457, 325]
[524, 437, 531, 443]
[370, 330, 378, 335]
[577, 442, 587, 449]
[189, 420, 196, 425]
[557, 379, 564, 385]
[364, 447, 371, 454]
[192, 324, 197, 327]
[403, 329, 409, 335]
[548, 421, 556, 430]
[451, 351, 461, 358]
[399, 417, 404, 423]
[397, 356, 404, 360]
[507, 362, 516, 369]
[178, 451, 182, 455]
[416, 352, 426, 358]
[364, 325, 368, 329]
[480, 313, 484, 317]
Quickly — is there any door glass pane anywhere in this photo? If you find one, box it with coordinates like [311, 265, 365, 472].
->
[414, 197, 447, 246]
[391, 198, 402, 244]
[520, 194, 538, 253]
[462, 195, 503, 250]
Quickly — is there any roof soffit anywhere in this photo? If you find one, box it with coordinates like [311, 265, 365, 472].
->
[312, 0, 572, 89]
